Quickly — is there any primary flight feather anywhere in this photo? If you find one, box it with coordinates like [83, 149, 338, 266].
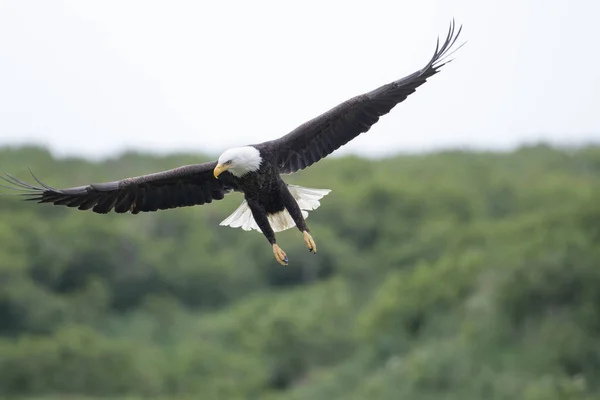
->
[1, 20, 465, 266]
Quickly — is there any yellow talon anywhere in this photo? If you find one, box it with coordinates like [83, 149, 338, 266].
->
[303, 231, 317, 254]
[273, 244, 288, 266]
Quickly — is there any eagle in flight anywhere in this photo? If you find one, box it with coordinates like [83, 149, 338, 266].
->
[1, 21, 464, 266]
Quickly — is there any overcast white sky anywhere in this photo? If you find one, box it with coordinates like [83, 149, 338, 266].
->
[0, 0, 598, 160]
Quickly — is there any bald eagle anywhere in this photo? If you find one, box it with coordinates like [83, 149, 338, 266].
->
[1, 21, 463, 266]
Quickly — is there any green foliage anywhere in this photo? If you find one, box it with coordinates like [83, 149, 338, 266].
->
[1, 143, 600, 399]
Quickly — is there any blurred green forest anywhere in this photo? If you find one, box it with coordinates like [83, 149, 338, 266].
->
[1, 143, 600, 400]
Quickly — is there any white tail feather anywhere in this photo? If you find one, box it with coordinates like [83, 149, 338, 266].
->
[219, 184, 331, 233]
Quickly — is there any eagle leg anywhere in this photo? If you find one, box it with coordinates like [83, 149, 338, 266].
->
[303, 231, 317, 254]
[273, 244, 288, 266]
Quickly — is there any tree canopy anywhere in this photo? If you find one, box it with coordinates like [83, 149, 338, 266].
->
[1, 143, 600, 400]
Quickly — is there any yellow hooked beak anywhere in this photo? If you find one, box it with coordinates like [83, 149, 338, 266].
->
[213, 163, 230, 179]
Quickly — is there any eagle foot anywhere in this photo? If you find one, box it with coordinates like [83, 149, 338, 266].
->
[303, 231, 317, 254]
[273, 244, 288, 266]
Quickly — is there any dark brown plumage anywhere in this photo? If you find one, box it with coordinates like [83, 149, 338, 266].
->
[0, 163, 240, 214]
[258, 20, 463, 174]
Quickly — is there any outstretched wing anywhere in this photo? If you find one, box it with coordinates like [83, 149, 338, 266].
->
[258, 20, 464, 174]
[0, 161, 240, 214]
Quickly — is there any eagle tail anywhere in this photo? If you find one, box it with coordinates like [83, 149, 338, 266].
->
[219, 185, 331, 233]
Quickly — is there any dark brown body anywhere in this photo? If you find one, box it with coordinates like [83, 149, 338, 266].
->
[235, 149, 309, 245]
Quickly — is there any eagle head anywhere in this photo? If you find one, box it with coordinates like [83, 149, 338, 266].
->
[214, 146, 262, 178]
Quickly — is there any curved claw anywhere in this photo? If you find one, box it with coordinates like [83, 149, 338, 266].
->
[303, 231, 317, 254]
[273, 244, 288, 266]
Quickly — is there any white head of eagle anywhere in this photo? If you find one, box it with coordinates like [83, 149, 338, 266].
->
[214, 146, 263, 178]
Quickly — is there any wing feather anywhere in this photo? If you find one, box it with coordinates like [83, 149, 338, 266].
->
[0, 161, 240, 214]
[258, 20, 464, 174]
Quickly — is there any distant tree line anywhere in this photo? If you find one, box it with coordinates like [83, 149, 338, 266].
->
[1, 144, 600, 399]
